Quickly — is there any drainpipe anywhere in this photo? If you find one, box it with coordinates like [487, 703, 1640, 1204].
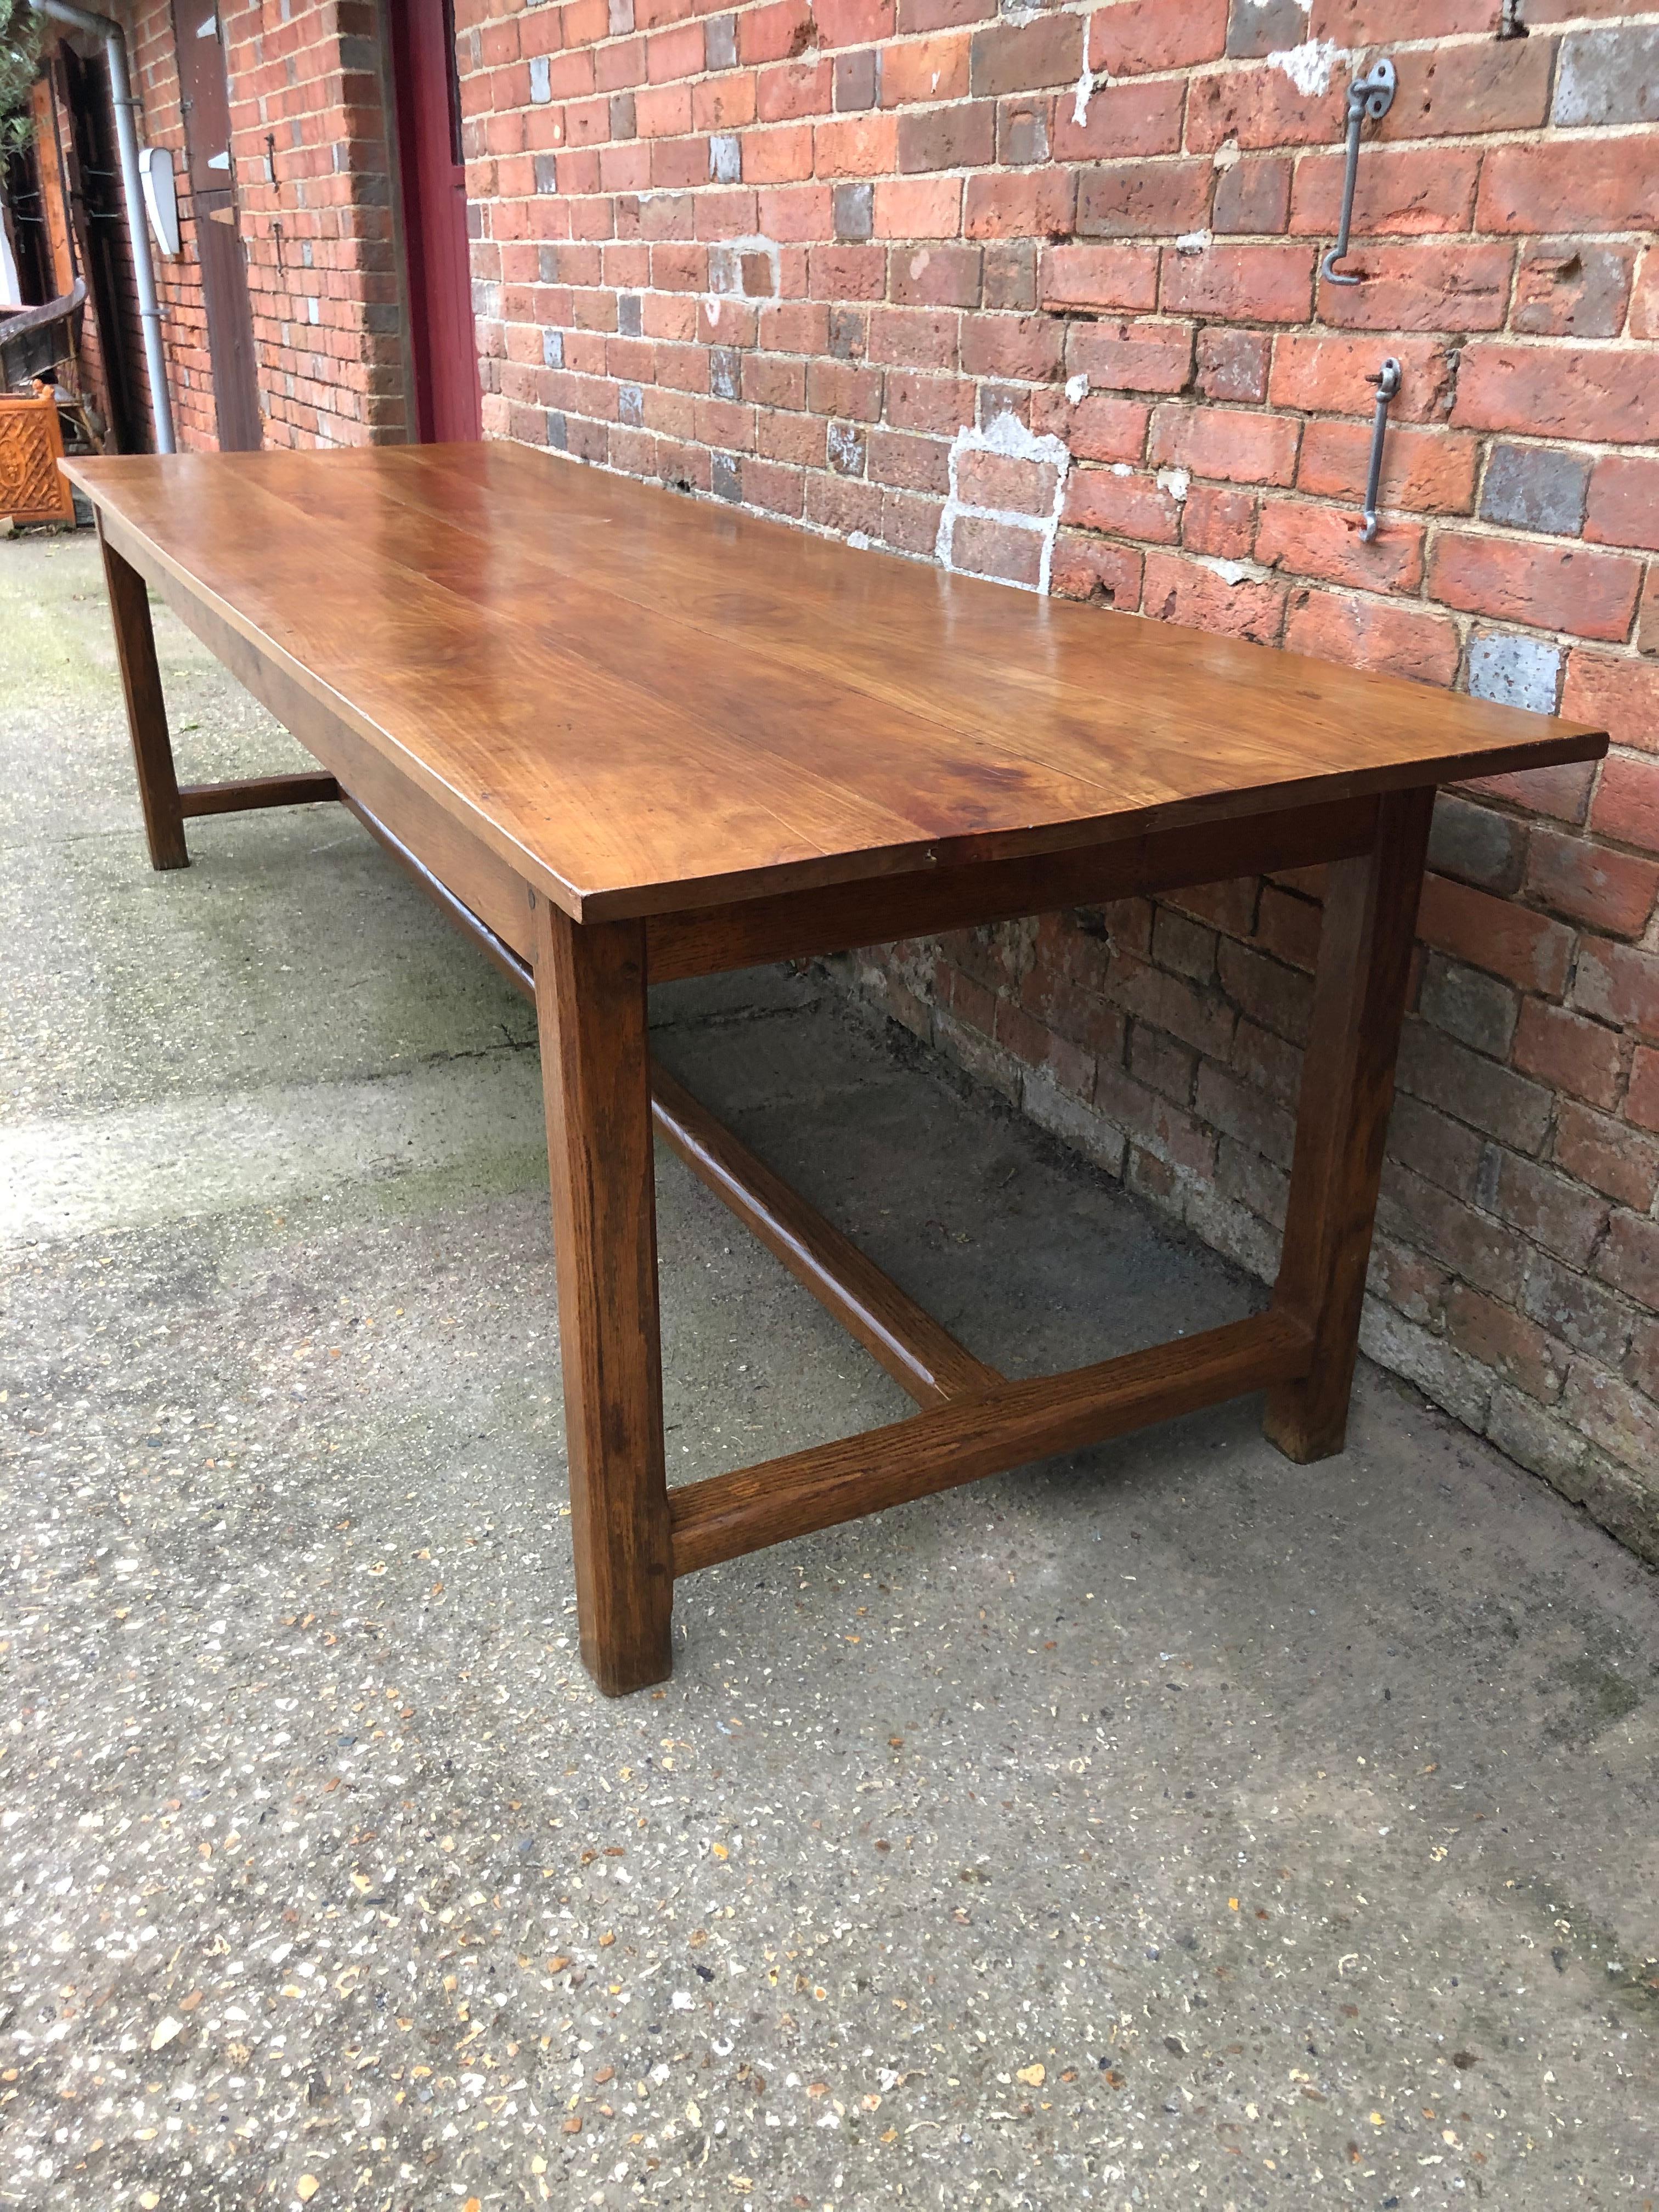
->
[30, 0, 176, 452]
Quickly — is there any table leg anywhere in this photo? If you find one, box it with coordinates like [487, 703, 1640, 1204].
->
[98, 529, 188, 872]
[1264, 786, 1434, 1463]
[532, 893, 674, 1695]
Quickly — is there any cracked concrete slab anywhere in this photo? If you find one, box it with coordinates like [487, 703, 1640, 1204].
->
[1, 532, 1656, 2212]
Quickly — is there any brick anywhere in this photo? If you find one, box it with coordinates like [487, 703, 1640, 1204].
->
[957, 447, 1062, 515]
[1479, 138, 1659, 239]
[1400, 1020, 1554, 1153]
[1584, 458, 1659, 557]
[1077, 160, 1214, 240]
[1314, 242, 1514, 333]
[1641, 567, 1659, 658]
[1187, 63, 1345, 154]
[1195, 329, 1269, 405]
[1267, 335, 1453, 424]
[1094, 1061, 1217, 1179]
[1040, 245, 1160, 314]
[1479, 444, 1590, 539]
[1216, 939, 1313, 1043]
[1290, 145, 1480, 240]
[1159, 243, 1313, 325]
[1458, 347, 1658, 451]
[1380, 33, 1554, 138]
[890, 242, 981, 308]
[1556, 1098, 1659, 1212]
[879, 33, 969, 106]
[1052, 77, 1184, 163]
[1256, 500, 1425, 595]
[1526, 1260, 1635, 1368]
[1513, 998, 1624, 1113]
[1108, 947, 1236, 1059]
[1418, 873, 1573, 998]
[1525, 825, 1659, 938]
[1563, 1364, 1659, 1481]
[998, 98, 1051, 167]
[1431, 537, 1640, 646]
[960, 312, 1062, 382]
[1628, 1049, 1659, 1137]
[1378, 1165, 1526, 1304]
[833, 179, 874, 240]
[983, 241, 1037, 312]
[896, 101, 994, 171]
[1598, 1209, 1659, 1311]
[1064, 466, 1182, 545]
[1297, 422, 1478, 518]
[1513, 241, 1637, 340]
[1182, 483, 1255, 560]
[1065, 319, 1193, 397]
[1590, 755, 1659, 857]
[968, 13, 1081, 96]
[1148, 404, 1295, 487]
[1041, 390, 1152, 465]
[1553, 25, 1659, 127]
[1211, 154, 1290, 238]
[1130, 1020, 1197, 1103]
[1420, 952, 1519, 1060]
[1573, 936, 1659, 1042]
[873, 176, 963, 238]
[1466, 633, 1561, 718]
[964, 170, 1075, 241]
[949, 512, 1045, 586]
[1287, 590, 1461, 691]
[1090, 0, 1229, 77]
[1224, 0, 1310, 58]
[1141, 551, 1284, 645]
[1385, 1092, 1487, 1205]
[1049, 531, 1145, 608]
[1443, 1284, 1566, 1407]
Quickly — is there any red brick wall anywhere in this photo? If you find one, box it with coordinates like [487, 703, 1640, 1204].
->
[495, 0, 1656, 1554]
[122, 0, 410, 449]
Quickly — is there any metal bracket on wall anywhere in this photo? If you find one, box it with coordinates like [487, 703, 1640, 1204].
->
[1321, 58, 1396, 287]
[1361, 358, 1401, 544]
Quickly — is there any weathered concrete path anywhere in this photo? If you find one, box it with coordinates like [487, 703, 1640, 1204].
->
[2, 533, 1655, 2210]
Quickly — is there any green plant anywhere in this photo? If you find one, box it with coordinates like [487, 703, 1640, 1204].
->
[1, 1, 44, 157]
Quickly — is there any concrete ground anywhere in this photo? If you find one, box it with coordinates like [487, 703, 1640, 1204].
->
[1, 527, 1655, 2212]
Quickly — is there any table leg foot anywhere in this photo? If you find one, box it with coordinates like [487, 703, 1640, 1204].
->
[1263, 787, 1434, 1465]
[99, 528, 189, 872]
[533, 893, 674, 1696]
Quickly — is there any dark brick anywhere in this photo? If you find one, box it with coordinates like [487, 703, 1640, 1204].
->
[1427, 793, 1528, 895]
[1419, 953, 1520, 1060]
[704, 11, 737, 69]
[1522, 1255, 1634, 1364]
[1479, 444, 1591, 537]
[1553, 26, 1659, 128]
[834, 181, 874, 242]
[835, 49, 881, 111]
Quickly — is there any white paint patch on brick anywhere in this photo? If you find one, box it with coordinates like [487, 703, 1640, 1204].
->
[1064, 370, 1090, 404]
[1071, 62, 1096, 129]
[934, 411, 1072, 597]
[1155, 465, 1190, 502]
[1199, 556, 1254, 586]
[1175, 228, 1211, 254]
[1268, 39, 1351, 97]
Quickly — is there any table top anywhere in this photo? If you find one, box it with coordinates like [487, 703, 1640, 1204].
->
[68, 443, 1607, 923]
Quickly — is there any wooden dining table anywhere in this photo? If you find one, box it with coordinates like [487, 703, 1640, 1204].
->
[65, 441, 1606, 1696]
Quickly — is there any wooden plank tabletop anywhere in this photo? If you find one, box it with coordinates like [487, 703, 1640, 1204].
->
[66, 443, 1607, 922]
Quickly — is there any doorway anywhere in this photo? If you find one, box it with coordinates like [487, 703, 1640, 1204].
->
[172, 0, 261, 451]
[391, 0, 481, 443]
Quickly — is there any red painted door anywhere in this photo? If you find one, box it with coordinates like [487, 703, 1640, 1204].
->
[392, 0, 481, 442]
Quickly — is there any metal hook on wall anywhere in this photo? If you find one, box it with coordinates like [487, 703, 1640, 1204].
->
[1322, 58, 1396, 287]
[1361, 358, 1401, 543]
